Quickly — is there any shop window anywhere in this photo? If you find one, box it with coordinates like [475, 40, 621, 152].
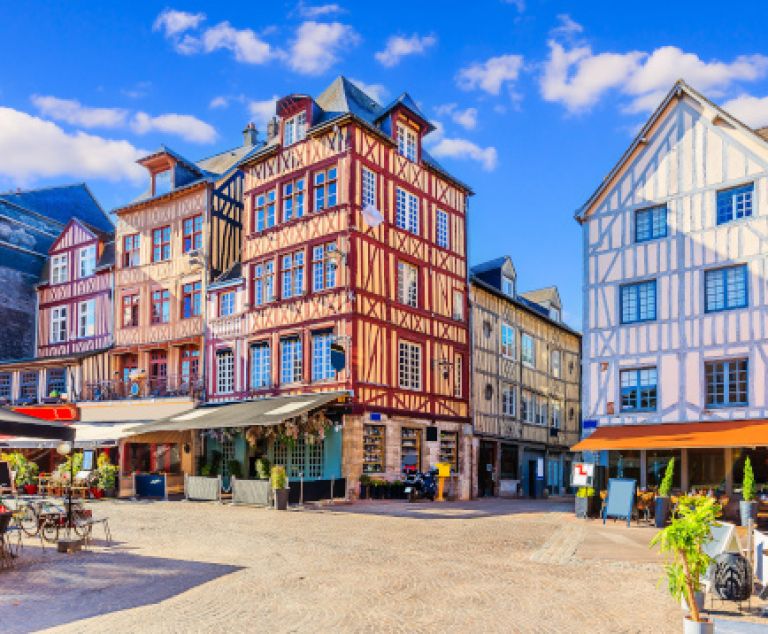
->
[363, 424, 385, 473]
[0, 373, 11, 400]
[401, 428, 421, 473]
[46, 368, 66, 396]
[688, 449, 725, 491]
[609, 450, 641, 483]
[19, 371, 38, 402]
[272, 437, 324, 479]
[500, 445, 518, 480]
[439, 431, 458, 472]
[125, 443, 151, 474]
[733, 448, 768, 488]
[646, 450, 681, 490]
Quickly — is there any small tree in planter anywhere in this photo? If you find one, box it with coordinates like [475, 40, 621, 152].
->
[740, 456, 758, 526]
[271, 465, 289, 511]
[650, 495, 719, 633]
[96, 454, 119, 497]
[655, 458, 676, 528]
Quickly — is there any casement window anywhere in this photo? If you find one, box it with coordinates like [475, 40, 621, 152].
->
[452, 289, 464, 321]
[284, 111, 307, 146]
[635, 205, 668, 242]
[255, 190, 277, 232]
[152, 226, 171, 262]
[502, 384, 516, 417]
[521, 333, 535, 367]
[395, 188, 419, 234]
[549, 306, 562, 322]
[311, 331, 335, 382]
[314, 167, 338, 211]
[78, 244, 97, 278]
[551, 349, 561, 378]
[216, 349, 234, 394]
[717, 183, 753, 225]
[51, 254, 68, 285]
[20, 371, 38, 401]
[149, 350, 168, 383]
[122, 294, 139, 327]
[436, 209, 449, 248]
[454, 354, 463, 398]
[280, 337, 303, 384]
[502, 275, 515, 297]
[46, 368, 66, 396]
[154, 169, 172, 196]
[0, 373, 11, 400]
[182, 215, 203, 253]
[181, 281, 202, 318]
[620, 367, 658, 412]
[123, 234, 140, 267]
[312, 243, 336, 292]
[397, 124, 417, 161]
[620, 280, 656, 323]
[273, 436, 325, 479]
[151, 289, 170, 324]
[219, 291, 235, 317]
[397, 261, 419, 307]
[281, 251, 305, 299]
[398, 340, 422, 390]
[250, 342, 271, 389]
[253, 261, 275, 306]
[501, 322, 515, 358]
[362, 167, 376, 208]
[283, 178, 305, 221]
[705, 358, 748, 407]
[705, 265, 748, 312]
[551, 402, 562, 429]
[180, 347, 199, 384]
[78, 299, 95, 338]
[535, 398, 547, 425]
[521, 391, 535, 423]
[50, 306, 68, 343]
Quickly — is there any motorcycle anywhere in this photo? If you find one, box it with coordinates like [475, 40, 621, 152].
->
[404, 467, 438, 502]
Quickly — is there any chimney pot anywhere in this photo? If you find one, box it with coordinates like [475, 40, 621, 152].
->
[242, 122, 258, 147]
[267, 117, 279, 141]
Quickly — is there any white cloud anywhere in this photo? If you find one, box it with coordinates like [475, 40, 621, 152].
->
[0, 107, 146, 184]
[541, 16, 768, 114]
[31, 95, 128, 129]
[131, 112, 217, 144]
[201, 21, 272, 64]
[153, 9, 205, 37]
[297, 3, 344, 18]
[457, 54, 524, 95]
[209, 96, 230, 109]
[248, 96, 279, 128]
[375, 33, 436, 68]
[723, 94, 768, 128]
[289, 21, 358, 75]
[434, 103, 478, 130]
[349, 78, 389, 104]
[430, 137, 498, 171]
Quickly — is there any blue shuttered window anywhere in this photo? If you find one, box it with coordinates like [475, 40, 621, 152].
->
[705, 265, 748, 312]
[620, 368, 658, 412]
[635, 205, 667, 242]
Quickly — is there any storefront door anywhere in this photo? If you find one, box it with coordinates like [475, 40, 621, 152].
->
[478, 441, 496, 497]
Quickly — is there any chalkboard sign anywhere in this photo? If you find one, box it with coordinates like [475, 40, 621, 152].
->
[0, 461, 11, 488]
[603, 478, 636, 527]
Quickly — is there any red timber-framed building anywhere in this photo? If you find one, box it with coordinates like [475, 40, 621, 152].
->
[205, 77, 473, 498]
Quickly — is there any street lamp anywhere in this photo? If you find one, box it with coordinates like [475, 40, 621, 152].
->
[56, 441, 74, 541]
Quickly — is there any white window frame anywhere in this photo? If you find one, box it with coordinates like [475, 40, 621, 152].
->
[216, 350, 235, 394]
[552, 402, 562, 429]
[220, 291, 235, 317]
[395, 188, 419, 234]
[452, 289, 464, 321]
[398, 341, 421, 390]
[362, 167, 376, 208]
[78, 299, 95, 338]
[551, 349, 561, 378]
[436, 209, 449, 249]
[284, 111, 307, 146]
[50, 306, 68, 343]
[78, 244, 97, 278]
[502, 275, 515, 297]
[501, 322, 515, 358]
[502, 384, 516, 417]
[51, 254, 69, 285]
[522, 333, 535, 368]
[397, 124, 417, 161]
[397, 261, 419, 307]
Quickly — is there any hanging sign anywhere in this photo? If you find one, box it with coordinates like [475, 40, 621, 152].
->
[330, 343, 346, 372]
[571, 462, 594, 487]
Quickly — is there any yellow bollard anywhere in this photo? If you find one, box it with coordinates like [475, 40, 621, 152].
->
[437, 475, 446, 502]
[435, 462, 451, 502]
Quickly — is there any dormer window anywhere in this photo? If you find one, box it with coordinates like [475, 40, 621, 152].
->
[501, 275, 515, 297]
[51, 254, 69, 285]
[397, 124, 417, 161]
[550, 307, 562, 322]
[78, 245, 97, 278]
[155, 169, 172, 196]
[284, 111, 307, 146]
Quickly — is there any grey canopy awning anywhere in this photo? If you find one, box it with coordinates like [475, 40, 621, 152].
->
[127, 391, 349, 434]
[0, 408, 76, 441]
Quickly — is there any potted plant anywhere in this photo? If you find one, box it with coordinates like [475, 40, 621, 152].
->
[575, 486, 596, 518]
[228, 459, 243, 480]
[255, 457, 271, 480]
[740, 456, 758, 526]
[271, 465, 289, 511]
[2, 451, 39, 494]
[655, 457, 675, 528]
[651, 495, 719, 633]
[96, 454, 119, 497]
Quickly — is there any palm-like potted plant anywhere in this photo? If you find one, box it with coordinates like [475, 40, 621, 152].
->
[271, 465, 289, 511]
[740, 456, 758, 526]
[655, 457, 675, 528]
[651, 495, 719, 633]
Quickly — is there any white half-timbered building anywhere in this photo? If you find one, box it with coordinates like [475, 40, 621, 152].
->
[575, 81, 768, 495]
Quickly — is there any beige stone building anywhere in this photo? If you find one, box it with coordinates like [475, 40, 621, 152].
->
[470, 256, 581, 497]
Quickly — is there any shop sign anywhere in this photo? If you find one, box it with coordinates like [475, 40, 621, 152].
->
[571, 462, 594, 487]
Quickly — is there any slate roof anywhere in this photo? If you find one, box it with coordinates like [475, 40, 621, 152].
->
[0, 183, 113, 233]
[471, 257, 510, 276]
[209, 262, 244, 290]
[519, 286, 561, 310]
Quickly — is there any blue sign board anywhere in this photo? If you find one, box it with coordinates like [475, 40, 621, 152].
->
[582, 419, 598, 430]
[603, 478, 636, 527]
[330, 344, 346, 372]
[135, 473, 166, 498]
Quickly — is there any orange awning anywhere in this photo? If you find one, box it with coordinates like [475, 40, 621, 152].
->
[572, 419, 768, 451]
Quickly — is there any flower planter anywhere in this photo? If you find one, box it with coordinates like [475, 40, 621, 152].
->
[655, 496, 671, 528]
[22, 484, 38, 495]
[274, 488, 289, 511]
[739, 500, 758, 526]
[683, 616, 713, 634]
[90, 488, 104, 499]
[680, 591, 705, 613]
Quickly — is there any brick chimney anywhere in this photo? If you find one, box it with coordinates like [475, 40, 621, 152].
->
[266, 117, 279, 141]
[242, 122, 258, 147]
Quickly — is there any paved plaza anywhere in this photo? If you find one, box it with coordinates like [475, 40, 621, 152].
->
[0, 498, 761, 633]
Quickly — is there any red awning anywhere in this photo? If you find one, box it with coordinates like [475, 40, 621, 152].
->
[572, 419, 768, 451]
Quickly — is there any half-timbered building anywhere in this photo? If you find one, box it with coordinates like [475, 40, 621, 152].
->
[471, 257, 581, 498]
[204, 77, 473, 498]
[574, 81, 768, 495]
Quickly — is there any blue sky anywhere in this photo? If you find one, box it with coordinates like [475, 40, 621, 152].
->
[3, 1, 768, 328]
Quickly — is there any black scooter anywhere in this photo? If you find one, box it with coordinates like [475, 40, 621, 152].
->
[403, 467, 438, 502]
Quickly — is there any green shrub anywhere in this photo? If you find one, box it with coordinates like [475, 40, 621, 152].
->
[359, 474, 371, 487]
[228, 459, 243, 479]
[743, 456, 756, 502]
[659, 458, 675, 497]
[255, 458, 271, 480]
[96, 453, 118, 490]
[271, 465, 288, 490]
[1, 452, 39, 486]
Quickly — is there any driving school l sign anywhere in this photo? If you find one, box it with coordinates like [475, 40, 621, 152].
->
[571, 462, 594, 487]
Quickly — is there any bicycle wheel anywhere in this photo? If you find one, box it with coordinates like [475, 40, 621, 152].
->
[17, 505, 39, 537]
[41, 519, 59, 543]
[73, 520, 92, 540]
